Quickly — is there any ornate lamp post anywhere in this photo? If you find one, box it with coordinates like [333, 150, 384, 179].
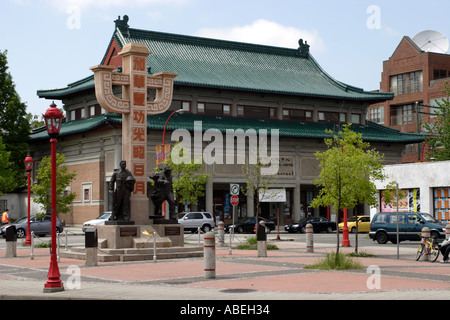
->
[23, 156, 34, 246]
[43, 102, 64, 293]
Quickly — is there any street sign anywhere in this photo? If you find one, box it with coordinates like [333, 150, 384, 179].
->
[230, 195, 239, 206]
[230, 184, 240, 196]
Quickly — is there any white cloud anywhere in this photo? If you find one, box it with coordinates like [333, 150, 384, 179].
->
[196, 19, 325, 53]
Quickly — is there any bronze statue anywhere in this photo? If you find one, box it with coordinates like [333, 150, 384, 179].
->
[150, 163, 175, 220]
[109, 160, 135, 221]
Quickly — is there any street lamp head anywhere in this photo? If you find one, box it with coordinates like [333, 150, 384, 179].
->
[24, 156, 34, 172]
[43, 102, 63, 139]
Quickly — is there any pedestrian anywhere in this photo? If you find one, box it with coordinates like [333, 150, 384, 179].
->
[440, 236, 450, 263]
[1, 209, 10, 225]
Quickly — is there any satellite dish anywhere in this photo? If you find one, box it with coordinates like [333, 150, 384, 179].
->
[413, 30, 449, 54]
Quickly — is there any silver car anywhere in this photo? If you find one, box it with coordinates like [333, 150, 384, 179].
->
[178, 212, 215, 233]
[1, 215, 64, 238]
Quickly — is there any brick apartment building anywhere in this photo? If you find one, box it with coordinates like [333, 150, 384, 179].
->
[368, 34, 450, 163]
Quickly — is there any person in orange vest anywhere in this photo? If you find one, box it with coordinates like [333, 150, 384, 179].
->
[1, 209, 10, 225]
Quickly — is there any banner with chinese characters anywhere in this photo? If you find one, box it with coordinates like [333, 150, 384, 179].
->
[434, 187, 450, 222]
[156, 144, 171, 165]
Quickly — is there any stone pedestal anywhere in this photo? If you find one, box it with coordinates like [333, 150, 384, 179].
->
[96, 224, 183, 249]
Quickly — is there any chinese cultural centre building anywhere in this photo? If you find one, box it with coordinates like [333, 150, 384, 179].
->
[31, 16, 424, 226]
[368, 33, 450, 163]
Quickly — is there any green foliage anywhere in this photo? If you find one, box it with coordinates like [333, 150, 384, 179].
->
[422, 83, 450, 161]
[0, 136, 16, 196]
[31, 153, 77, 217]
[155, 143, 211, 205]
[304, 252, 363, 270]
[234, 236, 279, 250]
[0, 50, 31, 188]
[310, 124, 387, 211]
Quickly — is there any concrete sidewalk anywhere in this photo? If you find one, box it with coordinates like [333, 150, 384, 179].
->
[0, 236, 449, 302]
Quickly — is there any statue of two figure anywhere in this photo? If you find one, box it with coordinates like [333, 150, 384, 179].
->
[109, 161, 176, 221]
[150, 163, 176, 220]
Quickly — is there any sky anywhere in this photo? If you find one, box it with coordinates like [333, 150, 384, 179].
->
[2, 0, 450, 116]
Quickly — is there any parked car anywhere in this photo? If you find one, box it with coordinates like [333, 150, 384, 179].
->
[225, 217, 275, 234]
[369, 212, 446, 244]
[338, 215, 371, 233]
[178, 212, 215, 233]
[0, 215, 64, 238]
[285, 216, 336, 234]
[82, 212, 112, 232]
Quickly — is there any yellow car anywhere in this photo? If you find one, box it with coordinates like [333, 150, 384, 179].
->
[338, 215, 371, 233]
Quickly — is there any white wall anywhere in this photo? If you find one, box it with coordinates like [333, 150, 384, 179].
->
[371, 161, 450, 219]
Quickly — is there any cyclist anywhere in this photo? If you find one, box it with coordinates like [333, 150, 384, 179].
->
[440, 236, 450, 263]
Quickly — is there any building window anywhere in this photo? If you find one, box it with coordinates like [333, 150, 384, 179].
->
[80, 108, 86, 119]
[433, 69, 448, 80]
[391, 104, 413, 125]
[391, 74, 407, 95]
[237, 106, 245, 117]
[351, 114, 361, 124]
[369, 106, 385, 123]
[197, 102, 205, 114]
[318, 111, 339, 123]
[182, 101, 191, 112]
[269, 108, 277, 119]
[89, 106, 96, 117]
[223, 104, 231, 115]
[70, 110, 76, 122]
[282, 109, 290, 120]
[409, 71, 423, 93]
[339, 113, 346, 123]
[82, 183, 92, 203]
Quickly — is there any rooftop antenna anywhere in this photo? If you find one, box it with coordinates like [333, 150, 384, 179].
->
[413, 30, 449, 54]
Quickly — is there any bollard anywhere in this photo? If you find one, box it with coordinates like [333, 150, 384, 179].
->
[218, 221, 224, 247]
[85, 227, 98, 266]
[421, 227, 431, 261]
[204, 232, 216, 279]
[306, 223, 314, 253]
[257, 221, 267, 257]
[446, 224, 450, 239]
[5, 225, 17, 258]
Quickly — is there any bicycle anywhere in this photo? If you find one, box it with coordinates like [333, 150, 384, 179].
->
[416, 236, 440, 262]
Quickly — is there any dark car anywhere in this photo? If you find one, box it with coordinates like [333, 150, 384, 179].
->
[225, 217, 275, 234]
[369, 212, 445, 244]
[285, 216, 336, 234]
[0, 215, 64, 238]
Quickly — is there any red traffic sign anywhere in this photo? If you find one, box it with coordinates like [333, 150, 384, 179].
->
[230, 195, 239, 206]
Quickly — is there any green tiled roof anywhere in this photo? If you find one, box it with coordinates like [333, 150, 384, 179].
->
[29, 112, 424, 144]
[38, 26, 393, 102]
[30, 115, 109, 141]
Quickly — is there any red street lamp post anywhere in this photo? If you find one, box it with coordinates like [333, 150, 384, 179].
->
[23, 156, 34, 246]
[162, 109, 185, 159]
[160, 109, 184, 217]
[43, 102, 64, 293]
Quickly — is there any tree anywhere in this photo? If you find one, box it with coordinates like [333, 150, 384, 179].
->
[310, 124, 389, 254]
[241, 146, 279, 231]
[31, 153, 77, 217]
[0, 136, 16, 197]
[422, 83, 450, 161]
[155, 143, 211, 207]
[0, 50, 31, 188]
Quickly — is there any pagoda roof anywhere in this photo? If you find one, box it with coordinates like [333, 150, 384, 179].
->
[30, 111, 425, 144]
[38, 18, 393, 103]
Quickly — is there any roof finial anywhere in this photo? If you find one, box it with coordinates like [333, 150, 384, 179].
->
[298, 39, 310, 57]
[114, 15, 130, 33]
